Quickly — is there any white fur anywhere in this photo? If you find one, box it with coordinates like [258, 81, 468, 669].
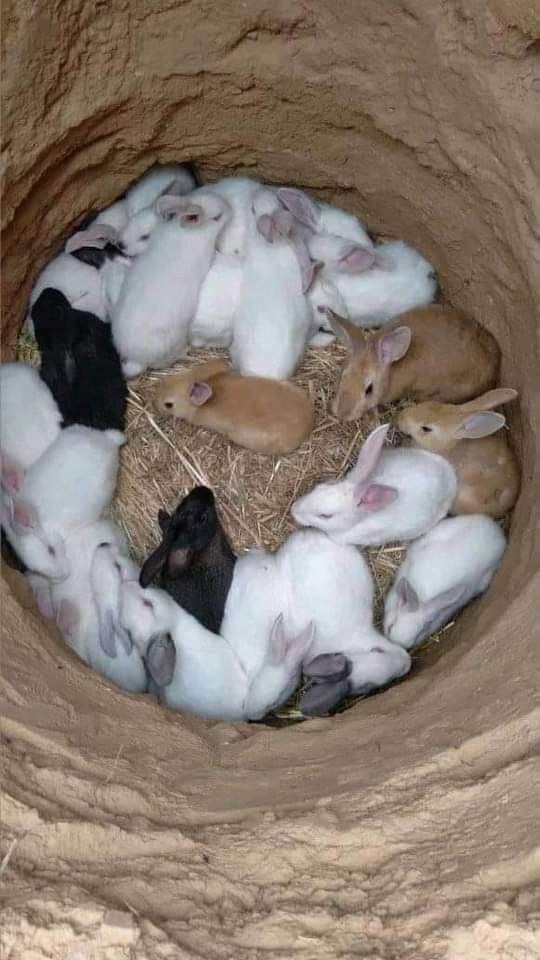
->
[118, 207, 159, 257]
[292, 425, 457, 546]
[47, 521, 148, 692]
[189, 252, 243, 348]
[222, 529, 410, 702]
[230, 222, 311, 380]
[276, 187, 372, 247]
[125, 164, 196, 216]
[0, 363, 62, 473]
[24, 253, 109, 335]
[101, 255, 132, 314]
[306, 278, 348, 346]
[318, 239, 437, 327]
[112, 192, 231, 378]
[384, 515, 507, 649]
[197, 177, 265, 257]
[119, 582, 249, 720]
[4, 425, 123, 579]
[94, 200, 130, 232]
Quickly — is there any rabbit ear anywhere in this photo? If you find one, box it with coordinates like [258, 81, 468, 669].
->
[427, 583, 465, 613]
[377, 326, 412, 365]
[326, 310, 364, 350]
[65, 223, 118, 252]
[333, 244, 376, 274]
[303, 653, 351, 682]
[158, 509, 171, 532]
[397, 577, 420, 611]
[146, 632, 176, 687]
[273, 209, 294, 237]
[161, 177, 192, 198]
[456, 411, 506, 439]
[292, 236, 318, 293]
[299, 678, 350, 716]
[460, 388, 518, 413]
[98, 610, 118, 658]
[0, 453, 26, 493]
[256, 214, 275, 241]
[356, 483, 398, 511]
[269, 615, 315, 665]
[139, 541, 169, 588]
[189, 381, 213, 406]
[350, 424, 390, 485]
[156, 195, 186, 219]
[11, 497, 39, 531]
[277, 188, 319, 229]
[57, 599, 80, 637]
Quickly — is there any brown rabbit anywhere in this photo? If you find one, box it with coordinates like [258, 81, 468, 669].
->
[397, 388, 520, 518]
[330, 305, 500, 421]
[154, 359, 314, 455]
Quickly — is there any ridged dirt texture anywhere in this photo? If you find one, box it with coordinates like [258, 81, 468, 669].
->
[2, 1, 540, 957]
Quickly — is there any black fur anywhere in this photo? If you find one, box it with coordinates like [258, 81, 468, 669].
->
[69, 243, 125, 269]
[32, 288, 127, 433]
[1, 528, 27, 573]
[139, 487, 236, 634]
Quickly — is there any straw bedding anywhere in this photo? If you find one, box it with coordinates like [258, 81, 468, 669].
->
[16, 332, 457, 722]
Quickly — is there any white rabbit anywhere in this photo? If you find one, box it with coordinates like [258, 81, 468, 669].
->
[243, 615, 315, 719]
[292, 424, 457, 546]
[124, 163, 196, 217]
[230, 202, 311, 379]
[0, 363, 62, 488]
[2, 425, 123, 580]
[384, 515, 507, 650]
[48, 523, 148, 692]
[196, 177, 267, 257]
[311, 239, 437, 327]
[118, 206, 159, 257]
[189, 252, 243, 348]
[222, 528, 410, 716]
[118, 581, 249, 720]
[112, 192, 231, 378]
[276, 187, 373, 248]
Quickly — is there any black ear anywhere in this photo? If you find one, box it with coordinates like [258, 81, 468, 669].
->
[139, 541, 169, 588]
[158, 509, 171, 532]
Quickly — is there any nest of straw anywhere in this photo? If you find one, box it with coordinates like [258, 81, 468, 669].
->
[16, 333, 456, 724]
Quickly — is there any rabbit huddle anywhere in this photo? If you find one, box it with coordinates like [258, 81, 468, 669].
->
[2, 161, 520, 720]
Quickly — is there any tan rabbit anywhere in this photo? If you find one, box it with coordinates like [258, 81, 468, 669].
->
[397, 388, 520, 518]
[154, 359, 314, 455]
[330, 305, 500, 420]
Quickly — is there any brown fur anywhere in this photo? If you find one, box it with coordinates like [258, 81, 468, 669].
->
[154, 359, 315, 455]
[331, 305, 501, 421]
[397, 389, 520, 518]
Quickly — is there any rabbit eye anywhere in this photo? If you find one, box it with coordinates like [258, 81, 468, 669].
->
[164, 401, 173, 409]
[317, 305, 325, 314]
[365, 383, 373, 396]
[140, 233, 150, 241]
[48, 546, 56, 556]
[421, 425, 433, 433]
[319, 513, 333, 520]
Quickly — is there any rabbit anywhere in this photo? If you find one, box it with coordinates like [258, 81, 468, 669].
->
[312, 239, 437, 327]
[139, 486, 236, 634]
[124, 163, 197, 217]
[118, 580, 249, 720]
[112, 192, 231, 378]
[154, 359, 315, 455]
[291, 423, 457, 546]
[230, 203, 311, 380]
[118, 206, 160, 257]
[384, 515, 507, 650]
[196, 177, 267, 257]
[222, 528, 410, 716]
[0, 363, 62, 487]
[275, 187, 373, 248]
[397, 388, 520, 518]
[189, 252, 243, 348]
[32, 289, 127, 433]
[48, 522, 148, 692]
[330, 305, 501, 421]
[1, 424, 123, 580]
[243, 615, 315, 720]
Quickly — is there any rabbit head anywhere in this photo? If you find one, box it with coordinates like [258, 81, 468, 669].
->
[139, 486, 222, 587]
[154, 360, 229, 420]
[5, 495, 69, 580]
[398, 388, 518, 454]
[331, 314, 412, 420]
[384, 577, 465, 649]
[119, 581, 177, 657]
[119, 207, 159, 256]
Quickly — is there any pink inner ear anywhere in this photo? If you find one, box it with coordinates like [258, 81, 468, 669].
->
[189, 381, 212, 406]
[57, 599, 80, 636]
[1, 455, 25, 493]
[337, 246, 376, 274]
[13, 498, 38, 529]
[357, 484, 398, 511]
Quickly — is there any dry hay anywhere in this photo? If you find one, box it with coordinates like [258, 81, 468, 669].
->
[16, 332, 457, 724]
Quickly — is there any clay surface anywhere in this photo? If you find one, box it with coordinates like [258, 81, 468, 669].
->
[1, 0, 540, 956]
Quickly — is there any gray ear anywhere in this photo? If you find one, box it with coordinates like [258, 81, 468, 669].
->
[457, 412, 506, 439]
[303, 653, 351, 682]
[397, 577, 420, 611]
[147, 632, 176, 687]
[161, 177, 192, 198]
[98, 610, 118, 658]
[429, 583, 466, 611]
[276, 188, 319, 229]
[115, 623, 133, 655]
[377, 326, 412, 365]
[299, 678, 350, 716]
[156, 195, 188, 220]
